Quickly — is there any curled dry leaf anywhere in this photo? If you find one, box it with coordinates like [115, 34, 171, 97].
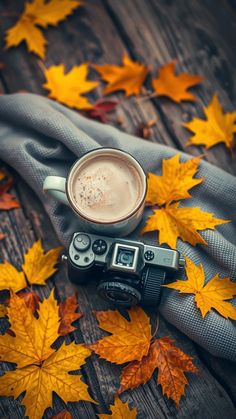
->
[0, 233, 6, 241]
[184, 94, 236, 150]
[119, 337, 198, 407]
[83, 99, 118, 123]
[146, 154, 203, 206]
[0, 169, 6, 181]
[137, 119, 156, 140]
[94, 54, 148, 96]
[0, 292, 94, 419]
[18, 290, 40, 312]
[89, 307, 151, 364]
[0, 240, 62, 293]
[0, 170, 20, 210]
[152, 60, 204, 103]
[98, 397, 137, 419]
[59, 294, 83, 336]
[142, 203, 229, 249]
[165, 257, 236, 319]
[5, 0, 81, 59]
[43, 64, 99, 110]
[51, 410, 72, 419]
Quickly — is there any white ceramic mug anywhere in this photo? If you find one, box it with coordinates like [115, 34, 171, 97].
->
[43, 148, 147, 237]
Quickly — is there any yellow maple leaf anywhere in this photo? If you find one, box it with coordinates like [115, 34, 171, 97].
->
[5, 0, 81, 59]
[146, 154, 203, 206]
[89, 307, 151, 364]
[0, 240, 62, 292]
[22, 240, 63, 285]
[43, 64, 99, 110]
[0, 304, 7, 318]
[184, 94, 236, 150]
[94, 54, 148, 96]
[0, 261, 27, 293]
[142, 202, 229, 248]
[0, 292, 94, 419]
[164, 257, 236, 319]
[152, 61, 204, 103]
[118, 337, 198, 407]
[98, 397, 137, 419]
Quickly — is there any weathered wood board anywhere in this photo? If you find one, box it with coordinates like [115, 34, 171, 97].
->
[0, 1, 236, 418]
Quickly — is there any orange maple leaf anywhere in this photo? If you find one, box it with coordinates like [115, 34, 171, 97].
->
[0, 240, 62, 293]
[5, 0, 81, 59]
[94, 54, 148, 96]
[152, 61, 204, 103]
[89, 307, 151, 364]
[146, 154, 203, 206]
[0, 171, 20, 211]
[164, 257, 236, 319]
[43, 64, 99, 110]
[184, 94, 236, 150]
[0, 292, 94, 419]
[98, 397, 137, 418]
[18, 290, 40, 312]
[118, 337, 198, 407]
[59, 294, 83, 336]
[142, 203, 228, 249]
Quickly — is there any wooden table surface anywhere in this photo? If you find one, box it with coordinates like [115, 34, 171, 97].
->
[0, 1, 236, 418]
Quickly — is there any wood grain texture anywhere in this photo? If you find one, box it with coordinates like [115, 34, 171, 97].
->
[0, 1, 236, 418]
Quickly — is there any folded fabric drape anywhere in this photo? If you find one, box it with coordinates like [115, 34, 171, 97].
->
[0, 93, 235, 361]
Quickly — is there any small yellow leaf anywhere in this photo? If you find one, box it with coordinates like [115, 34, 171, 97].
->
[89, 307, 151, 364]
[6, 16, 47, 59]
[22, 240, 62, 285]
[146, 154, 203, 206]
[152, 61, 204, 103]
[94, 54, 148, 96]
[98, 397, 137, 419]
[142, 203, 229, 248]
[5, 0, 81, 59]
[0, 261, 27, 293]
[165, 257, 236, 319]
[184, 94, 236, 150]
[31, 0, 81, 28]
[43, 64, 99, 110]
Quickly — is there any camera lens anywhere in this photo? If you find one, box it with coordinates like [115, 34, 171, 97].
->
[97, 280, 141, 306]
[106, 290, 131, 303]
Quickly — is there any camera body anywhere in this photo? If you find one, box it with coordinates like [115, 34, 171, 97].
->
[65, 232, 185, 307]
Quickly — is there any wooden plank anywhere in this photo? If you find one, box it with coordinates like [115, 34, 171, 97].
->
[0, 0, 188, 150]
[103, 0, 236, 175]
[0, 0, 235, 418]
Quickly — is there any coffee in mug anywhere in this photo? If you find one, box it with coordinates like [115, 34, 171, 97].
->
[43, 148, 147, 236]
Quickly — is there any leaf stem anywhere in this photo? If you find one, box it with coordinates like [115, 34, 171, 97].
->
[152, 312, 159, 338]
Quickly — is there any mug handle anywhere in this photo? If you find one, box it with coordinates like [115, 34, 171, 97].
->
[43, 176, 69, 205]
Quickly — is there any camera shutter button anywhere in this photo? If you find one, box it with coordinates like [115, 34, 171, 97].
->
[73, 234, 91, 251]
[144, 250, 154, 261]
[92, 239, 107, 255]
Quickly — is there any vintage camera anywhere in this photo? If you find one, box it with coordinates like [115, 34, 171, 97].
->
[64, 232, 185, 307]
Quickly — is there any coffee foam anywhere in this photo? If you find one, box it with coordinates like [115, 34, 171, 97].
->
[72, 155, 142, 222]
